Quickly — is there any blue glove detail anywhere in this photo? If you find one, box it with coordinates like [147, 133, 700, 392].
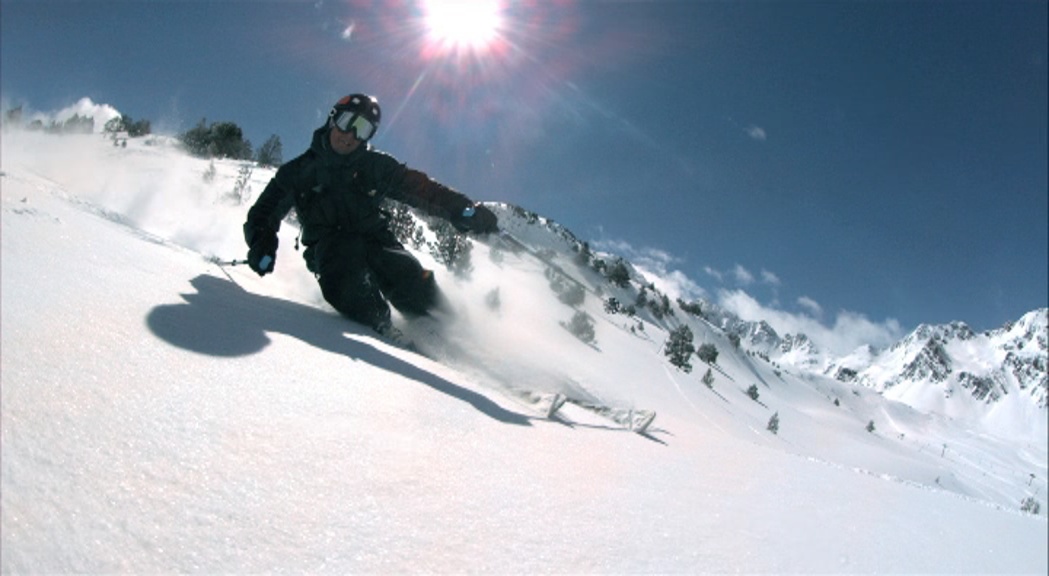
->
[247, 232, 278, 276]
[453, 203, 498, 234]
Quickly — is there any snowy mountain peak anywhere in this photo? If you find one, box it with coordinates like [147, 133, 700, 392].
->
[893, 337, 953, 386]
[838, 310, 1048, 416]
[992, 308, 1048, 349]
[993, 308, 1048, 409]
[780, 332, 816, 353]
[777, 332, 824, 370]
[895, 320, 976, 352]
[486, 200, 1047, 422]
[735, 319, 781, 351]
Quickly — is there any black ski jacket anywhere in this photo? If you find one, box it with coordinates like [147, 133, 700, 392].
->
[244, 126, 476, 255]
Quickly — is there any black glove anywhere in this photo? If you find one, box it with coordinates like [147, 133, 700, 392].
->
[453, 203, 498, 235]
[247, 231, 278, 276]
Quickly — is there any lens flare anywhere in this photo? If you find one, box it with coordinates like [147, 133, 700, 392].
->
[422, 0, 503, 52]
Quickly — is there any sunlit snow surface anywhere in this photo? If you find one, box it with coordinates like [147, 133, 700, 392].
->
[2, 131, 1045, 573]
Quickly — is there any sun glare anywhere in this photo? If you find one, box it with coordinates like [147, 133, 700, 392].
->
[422, 0, 503, 51]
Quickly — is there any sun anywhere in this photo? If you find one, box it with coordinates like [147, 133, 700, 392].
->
[422, 0, 503, 52]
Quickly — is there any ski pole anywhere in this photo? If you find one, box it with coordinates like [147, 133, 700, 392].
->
[210, 258, 250, 267]
[205, 255, 250, 288]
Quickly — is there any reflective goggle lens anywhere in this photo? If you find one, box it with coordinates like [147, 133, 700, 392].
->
[332, 111, 376, 140]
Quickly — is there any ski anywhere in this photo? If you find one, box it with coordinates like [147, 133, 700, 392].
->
[541, 392, 656, 435]
[631, 409, 657, 433]
[546, 393, 568, 418]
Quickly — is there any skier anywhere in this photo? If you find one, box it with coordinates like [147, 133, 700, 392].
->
[242, 93, 498, 336]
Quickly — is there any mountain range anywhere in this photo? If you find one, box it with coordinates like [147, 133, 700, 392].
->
[491, 202, 1047, 440]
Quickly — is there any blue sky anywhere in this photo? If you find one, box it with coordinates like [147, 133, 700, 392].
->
[2, 0, 1046, 346]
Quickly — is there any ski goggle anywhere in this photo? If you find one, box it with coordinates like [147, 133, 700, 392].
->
[330, 110, 377, 141]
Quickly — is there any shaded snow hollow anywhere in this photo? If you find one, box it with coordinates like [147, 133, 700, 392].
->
[1, 130, 1046, 573]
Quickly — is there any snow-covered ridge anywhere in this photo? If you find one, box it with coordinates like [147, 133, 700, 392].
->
[488, 200, 1047, 433]
[835, 310, 1048, 420]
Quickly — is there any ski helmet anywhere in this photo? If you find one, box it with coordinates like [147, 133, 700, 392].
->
[328, 93, 381, 142]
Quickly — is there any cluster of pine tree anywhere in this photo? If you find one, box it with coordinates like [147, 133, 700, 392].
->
[178, 118, 282, 166]
[547, 268, 585, 307]
[429, 221, 474, 278]
[3, 107, 98, 134]
[179, 119, 253, 160]
[3, 103, 285, 167]
[563, 311, 596, 345]
[104, 115, 152, 137]
[383, 201, 474, 279]
[386, 201, 426, 250]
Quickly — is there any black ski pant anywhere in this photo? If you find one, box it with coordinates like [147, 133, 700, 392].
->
[308, 231, 437, 330]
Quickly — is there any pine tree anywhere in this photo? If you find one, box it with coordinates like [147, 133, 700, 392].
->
[606, 259, 630, 288]
[180, 119, 252, 160]
[485, 288, 501, 311]
[767, 412, 780, 434]
[728, 333, 741, 349]
[547, 270, 584, 307]
[746, 384, 760, 401]
[180, 119, 211, 157]
[564, 311, 596, 344]
[127, 118, 151, 137]
[636, 286, 649, 308]
[256, 134, 283, 167]
[386, 201, 420, 246]
[208, 121, 252, 160]
[104, 116, 127, 134]
[221, 163, 253, 205]
[665, 325, 694, 373]
[702, 368, 715, 388]
[677, 298, 703, 317]
[429, 221, 473, 278]
[104, 114, 151, 137]
[697, 343, 719, 365]
[560, 283, 585, 307]
[575, 241, 593, 266]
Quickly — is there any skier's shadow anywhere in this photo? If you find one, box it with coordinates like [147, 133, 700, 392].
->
[146, 274, 531, 427]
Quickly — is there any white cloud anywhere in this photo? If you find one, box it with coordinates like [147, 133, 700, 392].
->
[745, 125, 767, 141]
[733, 264, 754, 285]
[56, 98, 121, 130]
[761, 269, 781, 286]
[592, 239, 705, 302]
[592, 237, 632, 256]
[641, 268, 706, 303]
[719, 289, 902, 356]
[797, 296, 823, 317]
[704, 264, 780, 288]
[10, 97, 122, 134]
[592, 240, 901, 355]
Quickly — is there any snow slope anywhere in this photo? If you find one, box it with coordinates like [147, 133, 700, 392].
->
[2, 130, 1046, 573]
